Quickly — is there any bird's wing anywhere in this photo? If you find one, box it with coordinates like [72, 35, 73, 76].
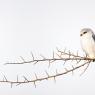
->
[92, 34, 95, 41]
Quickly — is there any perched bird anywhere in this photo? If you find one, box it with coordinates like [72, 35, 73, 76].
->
[80, 28, 95, 58]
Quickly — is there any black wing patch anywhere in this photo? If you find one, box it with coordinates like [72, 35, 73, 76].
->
[92, 34, 95, 41]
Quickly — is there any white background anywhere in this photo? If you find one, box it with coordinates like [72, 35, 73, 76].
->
[0, 0, 95, 95]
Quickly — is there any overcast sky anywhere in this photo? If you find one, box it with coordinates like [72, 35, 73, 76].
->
[0, 0, 95, 95]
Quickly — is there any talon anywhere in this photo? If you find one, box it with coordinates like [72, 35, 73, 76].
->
[93, 59, 95, 62]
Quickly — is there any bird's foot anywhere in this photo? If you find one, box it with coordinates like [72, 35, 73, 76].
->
[92, 59, 95, 62]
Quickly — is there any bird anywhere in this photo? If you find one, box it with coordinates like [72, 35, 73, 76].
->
[80, 28, 95, 59]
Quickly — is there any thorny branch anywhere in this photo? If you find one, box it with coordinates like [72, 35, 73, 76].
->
[0, 60, 91, 87]
[1, 48, 95, 87]
[5, 48, 94, 65]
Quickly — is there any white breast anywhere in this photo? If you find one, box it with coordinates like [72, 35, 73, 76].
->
[80, 34, 95, 58]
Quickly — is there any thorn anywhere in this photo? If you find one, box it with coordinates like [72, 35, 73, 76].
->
[68, 50, 71, 58]
[80, 62, 90, 76]
[48, 60, 55, 68]
[63, 60, 66, 66]
[33, 61, 38, 65]
[16, 83, 21, 86]
[40, 54, 46, 59]
[56, 69, 58, 74]
[30, 52, 34, 61]
[64, 68, 68, 72]
[77, 50, 79, 57]
[56, 53, 62, 59]
[86, 54, 87, 57]
[45, 71, 49, 78]
[23, 76, 28, 82]
[54, 76, 56, 83]
[17, 75, 18, 82]
[3, 75, 7, 82]
[64, 48, 66, 53]
[35, 73, 38, 80]
[56, 47, 59, 52]
[48, 61, 51, 68]
[50, 60, 55, 63]
[76, 60, 81, 64]
[53, 51, 55, 58]
[11, 83, 13, 88]
[20, 56, 26, 62]
[33, 81, 36, 88]
[71, 65, 74, 75]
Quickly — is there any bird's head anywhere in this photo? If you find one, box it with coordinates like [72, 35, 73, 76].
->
[80, 28, 94, 37]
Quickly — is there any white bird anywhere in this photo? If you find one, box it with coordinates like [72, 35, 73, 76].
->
[80, 28, 95, 58]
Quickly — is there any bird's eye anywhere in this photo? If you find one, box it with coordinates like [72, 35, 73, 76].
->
[83, 31, 87, 34]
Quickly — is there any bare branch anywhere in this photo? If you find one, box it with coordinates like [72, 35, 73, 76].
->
[0, 60, 91, 86]
[5, 56, 94, 65]
[2, 49, 94, 87]
[5, 49, 94, 65]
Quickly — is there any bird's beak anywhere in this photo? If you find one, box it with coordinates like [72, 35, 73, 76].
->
[80, 33, 83, 36]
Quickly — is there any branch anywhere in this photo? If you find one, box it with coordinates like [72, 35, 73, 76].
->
[4, 49, 94, 65]
[0, 60, 91, 87]
[2, 48, 94, 87]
